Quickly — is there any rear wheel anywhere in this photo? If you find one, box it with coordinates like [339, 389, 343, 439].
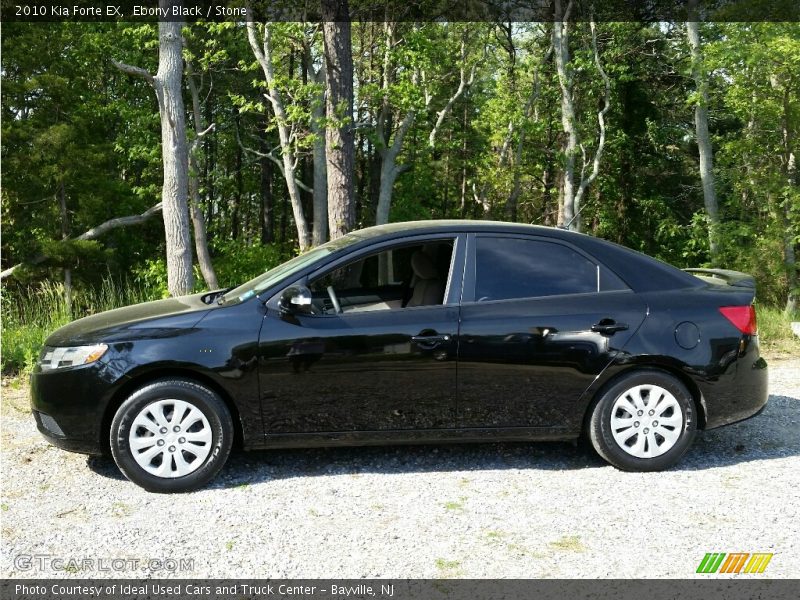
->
[588, 370, 696, 471]
[110, 379, 233, 492]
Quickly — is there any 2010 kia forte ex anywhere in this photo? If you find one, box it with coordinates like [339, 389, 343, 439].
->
[30, 220, 768, 492]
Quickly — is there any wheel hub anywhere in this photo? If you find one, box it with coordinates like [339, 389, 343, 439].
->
[128, 399, 213, 478]
[609, 384, 683, 459]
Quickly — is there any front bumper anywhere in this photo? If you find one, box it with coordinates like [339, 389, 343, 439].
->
[29, 360, 126, 455]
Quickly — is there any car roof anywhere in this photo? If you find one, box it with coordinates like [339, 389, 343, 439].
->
[351, 219, 562, 238]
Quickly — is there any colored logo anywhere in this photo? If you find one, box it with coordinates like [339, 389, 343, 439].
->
[696, 553, 773, 574]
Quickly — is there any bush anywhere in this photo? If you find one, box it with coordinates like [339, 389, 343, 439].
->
[130, 243, 291, 295]
[211, 240, 291, 288]
[1, 277, 158, 375]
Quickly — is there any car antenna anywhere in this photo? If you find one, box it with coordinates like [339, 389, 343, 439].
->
[558, 200, 590, 231]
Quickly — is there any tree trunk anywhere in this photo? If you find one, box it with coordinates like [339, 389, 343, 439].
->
[553, 8, 610, 233]
[322, 1, 356, 239]
[310, 63, 328, 245]
[232, 111, 243, 240]
[569, 20, 611, 231]
[428, 29, 479, 149]
[58, 181, 72, 316]
[553, 0, 577, 229]
[686, 10, 721, 261]
[778, 81, 798, 313]
[376, 110, 415, 225]
[246, 18, 311, 251]
[186, 61, 220, 290]
[259, 116, 274, 244]
[155, 4, 193, 296]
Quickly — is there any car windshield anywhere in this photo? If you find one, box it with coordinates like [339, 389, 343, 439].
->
[221, 233, 365, 304]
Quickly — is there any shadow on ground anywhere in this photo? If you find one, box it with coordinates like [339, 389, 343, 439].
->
[86, 392, 800, 488]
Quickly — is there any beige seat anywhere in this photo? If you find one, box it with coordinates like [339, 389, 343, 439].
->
[406, 251, 445, 307]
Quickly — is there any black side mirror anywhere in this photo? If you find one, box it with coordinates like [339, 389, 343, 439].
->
[279, 285, 314, 315]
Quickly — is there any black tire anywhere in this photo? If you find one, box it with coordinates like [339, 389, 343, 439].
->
[110, 379, 233, 493]
[588, 369, 696, 472]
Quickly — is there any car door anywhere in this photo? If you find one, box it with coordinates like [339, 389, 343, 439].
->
[258, 234, 465, 434]
[457, 233, 647, 432]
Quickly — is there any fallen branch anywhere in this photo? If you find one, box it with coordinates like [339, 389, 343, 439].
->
[1, 203, 163, 281]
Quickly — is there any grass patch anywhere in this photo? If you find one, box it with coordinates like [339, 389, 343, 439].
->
[1, 277, 158, 375]
[110, 501, 133, 518]
[486, 530, 505, 540]
[548, 535, 586, 553]
[443, 497, 467, 512]
[757, 305, 800, 359]
[434, 558, 463, 577]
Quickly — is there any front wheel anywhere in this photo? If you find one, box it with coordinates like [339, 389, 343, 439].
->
[110, 379, 233, 492]
[588, 370, 696, 472]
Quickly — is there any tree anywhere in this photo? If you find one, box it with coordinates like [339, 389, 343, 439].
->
[307, 53, 329, 246]
[4, 18, 799, 325]
[552, 1, 612, 232]
[322, 0, 356, 239]
[374, 22, 485, 225]
[709, 23, 800, 310]
[686, 4, 721, 261]
[114, 0, 194, 296]
[245, 18, 313, 251]
[185, 59, 220, 289]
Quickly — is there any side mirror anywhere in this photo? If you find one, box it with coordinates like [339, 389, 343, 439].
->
[280, 285, 314, 315]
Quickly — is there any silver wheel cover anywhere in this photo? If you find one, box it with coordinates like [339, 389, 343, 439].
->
[129, 399, 213, 478]
[609, 384, 684, 459]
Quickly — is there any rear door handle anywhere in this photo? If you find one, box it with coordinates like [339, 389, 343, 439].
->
[411, 333, 451, 347]
[591, 319, 629, 335]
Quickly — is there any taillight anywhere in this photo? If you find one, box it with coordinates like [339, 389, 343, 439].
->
[719, 305, 757, 335]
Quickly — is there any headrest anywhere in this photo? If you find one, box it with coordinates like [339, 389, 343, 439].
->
[411, 251, 438, 280]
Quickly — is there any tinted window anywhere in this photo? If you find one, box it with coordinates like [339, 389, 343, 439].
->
[474, 237, 599, 301]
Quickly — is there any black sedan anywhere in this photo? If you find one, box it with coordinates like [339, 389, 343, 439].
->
[30, 220, 768, 492]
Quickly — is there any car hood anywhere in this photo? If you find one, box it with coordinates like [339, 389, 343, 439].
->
[45, 292, 215, 346]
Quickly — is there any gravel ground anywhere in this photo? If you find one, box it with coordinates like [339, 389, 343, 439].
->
[2, 359, 799, 579]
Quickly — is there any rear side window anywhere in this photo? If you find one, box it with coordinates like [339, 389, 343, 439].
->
[474, 237, 603, 301]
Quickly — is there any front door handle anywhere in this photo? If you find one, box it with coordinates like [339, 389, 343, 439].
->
[411, 333, 451, 348]
[591, 319, 629, 335]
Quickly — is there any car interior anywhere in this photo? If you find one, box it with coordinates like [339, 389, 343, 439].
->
[308, 240, 455, 314]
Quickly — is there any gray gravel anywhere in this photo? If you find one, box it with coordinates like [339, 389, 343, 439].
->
[2, 359, 799, 579]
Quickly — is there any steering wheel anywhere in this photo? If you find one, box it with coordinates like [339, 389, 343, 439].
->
[326, 286, 342, 314]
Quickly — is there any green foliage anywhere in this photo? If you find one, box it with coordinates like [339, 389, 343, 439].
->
[1, 20, 799, 353]
[210, 240, 290, 287]
[1, 277, 159, 375]
[131, 258, 172, 299]
[757, 305, 800, 357]
[130, 242, 290, 296]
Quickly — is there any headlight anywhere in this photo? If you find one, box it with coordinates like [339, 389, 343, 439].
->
[38, 344, 108, 371]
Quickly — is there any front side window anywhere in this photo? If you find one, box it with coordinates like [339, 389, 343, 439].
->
[308, 240, 455, 314]
[222, 231, 370, 303]
[474, 237, 601, 302]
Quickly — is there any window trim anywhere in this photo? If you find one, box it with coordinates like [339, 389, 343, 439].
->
[269, 233, 466, 317]
[462, 233, 631, 304]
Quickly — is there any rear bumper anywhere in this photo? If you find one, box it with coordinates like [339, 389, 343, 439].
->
[702, 338, 768, 430]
